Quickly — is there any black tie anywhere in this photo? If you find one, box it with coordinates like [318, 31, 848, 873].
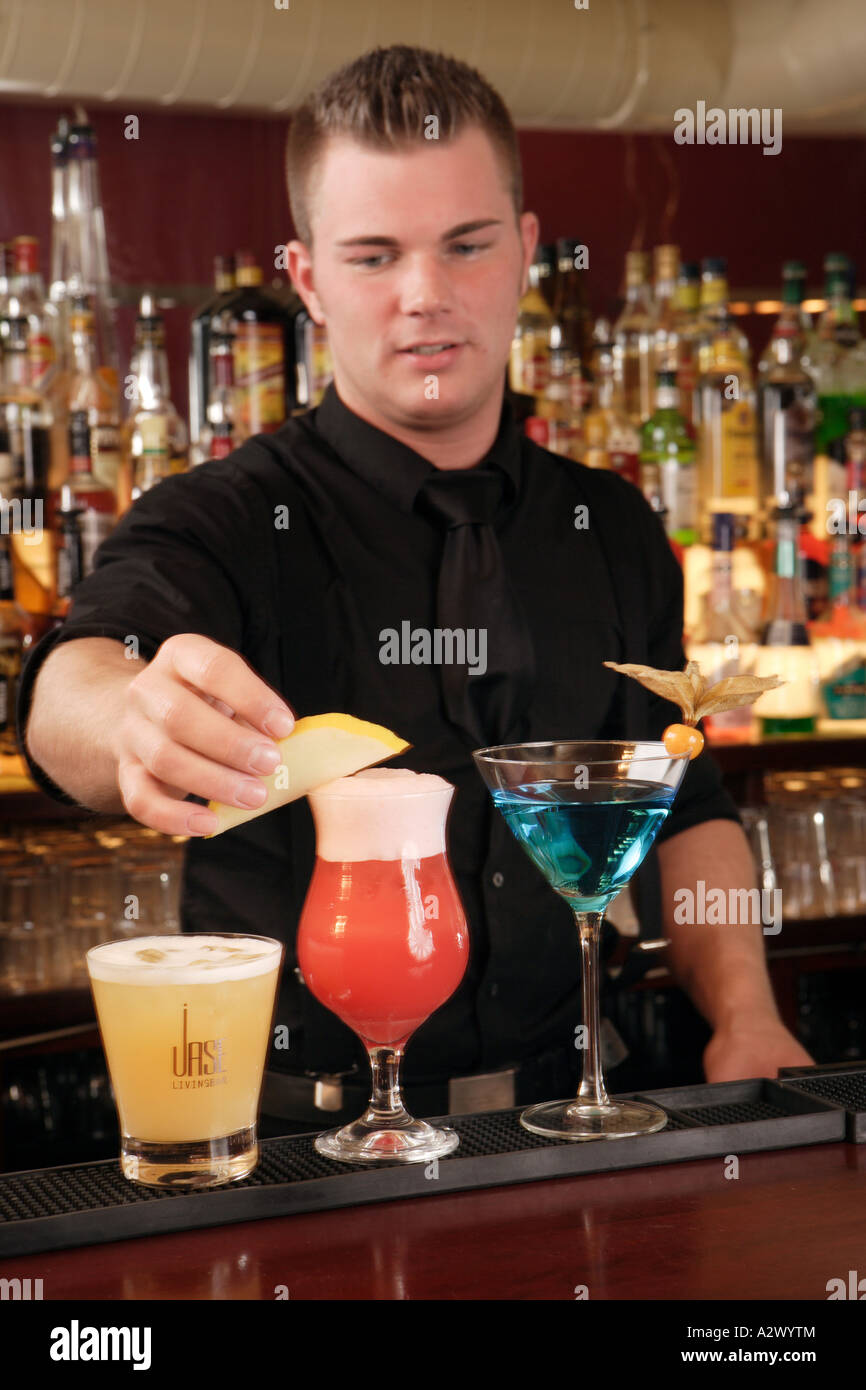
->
[415, 467, 536, 749]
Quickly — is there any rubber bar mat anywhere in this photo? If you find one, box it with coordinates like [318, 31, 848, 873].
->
[0, 1077, 845, 1258]
[777, 1062, 866, 1142]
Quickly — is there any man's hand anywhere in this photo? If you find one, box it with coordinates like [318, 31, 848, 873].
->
[703, 1012, 814, 1083]
[112, 633, 295, 837]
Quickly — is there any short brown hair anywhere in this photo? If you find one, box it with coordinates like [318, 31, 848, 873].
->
[286, 44, 523, 247]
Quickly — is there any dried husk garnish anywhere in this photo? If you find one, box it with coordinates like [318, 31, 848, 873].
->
[603, 659, 785, 727]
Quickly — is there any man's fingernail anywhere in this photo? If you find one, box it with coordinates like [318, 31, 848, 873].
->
[188, 811, 219, 835]
[248, 743, 281, 774]
[263, 708, 295, 738]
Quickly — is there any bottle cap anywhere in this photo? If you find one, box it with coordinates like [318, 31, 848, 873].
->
[625, 250, 650, 287]
[653, 244, 680, 280]
[555, 239, 582, 270]
[678, 261, 700, 283]
[10, 235, 39, 274]
[701, 257, 727, 277]
[711, 512, 735, 551]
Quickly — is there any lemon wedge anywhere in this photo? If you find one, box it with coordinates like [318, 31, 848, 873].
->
[204, 713, 411, 836]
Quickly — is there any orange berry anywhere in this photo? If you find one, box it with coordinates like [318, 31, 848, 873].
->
[663, 723, 704, 760]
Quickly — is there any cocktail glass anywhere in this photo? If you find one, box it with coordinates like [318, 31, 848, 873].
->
[473, 740, 689, 1140]
[86, 932, 283, 1187]
[297, 768, 469, 1163]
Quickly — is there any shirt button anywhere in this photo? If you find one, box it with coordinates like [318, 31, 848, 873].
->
[492, 871, 505, 888]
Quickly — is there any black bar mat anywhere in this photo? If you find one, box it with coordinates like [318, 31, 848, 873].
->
[0, 1077, 845, 1258]
[777, 1062, 866, 1142]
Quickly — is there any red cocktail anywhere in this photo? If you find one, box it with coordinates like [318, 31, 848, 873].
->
[297, 767, 468, 1162]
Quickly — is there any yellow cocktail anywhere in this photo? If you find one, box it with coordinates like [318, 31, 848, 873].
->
[87, 933, 283, 1188]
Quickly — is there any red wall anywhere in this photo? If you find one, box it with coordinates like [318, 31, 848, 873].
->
[1, 100, 865, 421]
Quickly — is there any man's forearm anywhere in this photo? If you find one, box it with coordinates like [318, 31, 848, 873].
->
[656, 818, 781, 1030]
[25, 637, 146, 813]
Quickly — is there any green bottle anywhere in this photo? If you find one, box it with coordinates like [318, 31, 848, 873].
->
[639, 369, 697, 546]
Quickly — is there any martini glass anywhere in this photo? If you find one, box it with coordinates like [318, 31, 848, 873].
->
[473, 740, 689, 1140]
[297, 768, 469, 1163]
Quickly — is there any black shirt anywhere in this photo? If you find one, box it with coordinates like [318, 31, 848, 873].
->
[17, 382, 739, 1082]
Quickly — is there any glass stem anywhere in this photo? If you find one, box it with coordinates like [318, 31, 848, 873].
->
[574, 909, 611, 1109]
[364, 1045, 411, 1126]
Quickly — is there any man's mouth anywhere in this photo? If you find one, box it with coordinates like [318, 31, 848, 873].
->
[399, 342, 461, 355]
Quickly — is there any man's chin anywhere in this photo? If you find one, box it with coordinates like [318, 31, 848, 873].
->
[382, 381, 485, 430]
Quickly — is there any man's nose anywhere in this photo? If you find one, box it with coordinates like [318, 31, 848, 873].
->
[398, 254, 454, 316]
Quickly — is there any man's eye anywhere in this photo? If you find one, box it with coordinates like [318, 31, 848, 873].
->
[451, 242, 489, 256]
[349, 254, 393, 268]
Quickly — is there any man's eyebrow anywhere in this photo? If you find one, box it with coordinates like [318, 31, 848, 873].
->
[334, 219, 504, 248]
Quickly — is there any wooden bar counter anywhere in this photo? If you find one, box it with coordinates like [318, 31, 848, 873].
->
[1, 1136, 863, 1300]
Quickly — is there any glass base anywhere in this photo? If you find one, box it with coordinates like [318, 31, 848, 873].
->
[314, 1116, 460, 1164]
[520, 1097, 668, 1141]
[120, 1126, 258, 1187]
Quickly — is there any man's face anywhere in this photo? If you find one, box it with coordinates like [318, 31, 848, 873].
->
[288, 126, 538, 432]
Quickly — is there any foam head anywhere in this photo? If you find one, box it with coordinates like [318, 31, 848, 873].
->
[86, 934, 283, 985]
[308, 767, 455, 861]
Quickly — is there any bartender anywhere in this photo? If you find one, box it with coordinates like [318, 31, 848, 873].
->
[18, 43, 812, 1131]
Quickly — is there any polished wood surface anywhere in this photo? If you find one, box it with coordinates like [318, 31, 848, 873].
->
[2, 1140, 863, 1300]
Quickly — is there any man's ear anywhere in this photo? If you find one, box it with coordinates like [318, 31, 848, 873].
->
[287, 240, 325, 324]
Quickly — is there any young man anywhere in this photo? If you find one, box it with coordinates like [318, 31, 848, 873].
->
[20, 45, 811, 1129]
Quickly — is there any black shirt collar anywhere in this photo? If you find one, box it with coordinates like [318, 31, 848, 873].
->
[313, 380, 522, 515]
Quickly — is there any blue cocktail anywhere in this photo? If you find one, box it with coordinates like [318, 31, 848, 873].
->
[475, 742, 689, 1139]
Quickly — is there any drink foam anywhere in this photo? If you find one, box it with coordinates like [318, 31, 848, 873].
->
[308, 767, 455, 861]
[86, 934, 283, 985]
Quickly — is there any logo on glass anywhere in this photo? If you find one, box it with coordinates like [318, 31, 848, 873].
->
[171, 1003, 228, 1086]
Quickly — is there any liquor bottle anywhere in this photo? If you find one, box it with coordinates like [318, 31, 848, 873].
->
[696, 294, 761, 535]
[121, 296, 188, 508]
[9, 236, 61, 396]
[651, 244, 680, 374]
[639, 370, 698, 546]
[0, 316, 55, 614]
[695, 258, 751, 384]
[687, 512, 758, 738]
[582, 338, 640, 485]
[535, 245, 558, 311]
[509, 259, 554, 399]
[758, 266, 817, 515]
[759, 262, 810, 375]
[845, 407, 866, 522]
[67, 295, 122, 495]
[550, 238, 593, 411]
[0, 243, 13, 353]
[188, 254, 236, 449]
[809, 263, 866, 456]
[294, 307, 334, 409]
[672, 261, 702, 428]
[612, 251, 654, 425]
[61, 410, 115, 575]
[809, 531, 866, 718]
[52, 499, 85, 625]
[193, 321, 236, 463]
[60, 121, 119, 393]
[48, 117, 70, 354]
[754, 505, 820, 736]
[536, 343, 584, 461]
[0, 531, 26, 754]
[230, 251, 298, 444]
